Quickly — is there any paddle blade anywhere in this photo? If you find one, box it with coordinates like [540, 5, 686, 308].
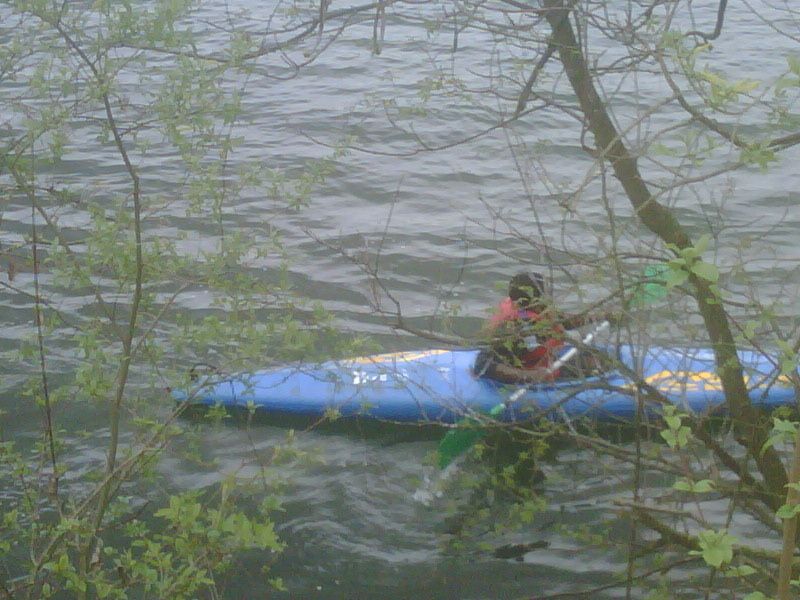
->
[437, 404, 506, 469]
[438, 425, 486, 469]
[633, 264, 669, 307]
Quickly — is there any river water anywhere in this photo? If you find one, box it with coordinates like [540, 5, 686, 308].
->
[2, 1, 800, 598]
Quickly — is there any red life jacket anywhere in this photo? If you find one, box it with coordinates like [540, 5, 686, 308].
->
[521, 338, 564, 370]
[489, 298, 565, 373]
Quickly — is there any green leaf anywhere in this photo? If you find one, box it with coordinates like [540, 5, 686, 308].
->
[789, 54, 800, 76]
[741, 143, 777, 170]
[733, 79, 759, 94]
[774, 418, 798, 435]
[270, 577, 287, 591]
[775, 75, 800, 93]
[764, 418, 799, 456]
[725, 564, 756, 577]
[674, 479, 714, 493]
[693, 479, 715, 493]
[664, 268, 689, 288]
[673, 479, 691, 492]
[694, 234, 711, 254]
[776, 503, 800, 520]
[660, 429, 677, 448]
[652, 142, 679, 157]
[676, 426, 691, 448]
[693, 529, 736, 568]
[690, 260, 719, 282]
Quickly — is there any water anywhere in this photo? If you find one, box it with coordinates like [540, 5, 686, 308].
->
[2, 1, 799, 597]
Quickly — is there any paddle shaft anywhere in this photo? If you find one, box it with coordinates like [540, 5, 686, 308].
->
[437, 267, 666, 469]
[436, 318, 613, 468]
[507, 319, 610, 404]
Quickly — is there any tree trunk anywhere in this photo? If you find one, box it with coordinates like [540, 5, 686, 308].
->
[542, 0, 787, 506]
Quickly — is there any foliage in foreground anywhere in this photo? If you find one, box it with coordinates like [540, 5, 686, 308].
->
[0, 0, 360, 597]
[333, 1, 800, 598]
[3, 0, 800, 599]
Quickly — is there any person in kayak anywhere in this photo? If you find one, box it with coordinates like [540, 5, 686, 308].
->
[474, 272, 603, 384]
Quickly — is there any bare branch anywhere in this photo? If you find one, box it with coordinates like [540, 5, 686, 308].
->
[685, 0, 728, 42]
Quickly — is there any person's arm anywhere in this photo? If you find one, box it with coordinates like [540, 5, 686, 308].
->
[557, 311, 588, 330]
[529, 302, 588, 332]
[482, 361, 551, 385]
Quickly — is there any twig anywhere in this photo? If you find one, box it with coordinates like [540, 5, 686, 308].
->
[685, 0, 728, 42]
[529, 557, 699, 599]
[777, 417, 800, 598]
[28, 136, 60, 506]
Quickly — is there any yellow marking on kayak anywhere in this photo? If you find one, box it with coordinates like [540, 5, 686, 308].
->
[347, 349, 450, 365]
[639, 370, 794, 393]
[643, 370, 723, 392]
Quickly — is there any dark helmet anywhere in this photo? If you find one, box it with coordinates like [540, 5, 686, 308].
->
[509, 272, 544, 305]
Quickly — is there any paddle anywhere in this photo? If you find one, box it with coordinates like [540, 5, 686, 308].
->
[436, 266, 668, 469]
[436, 320, 610, 469]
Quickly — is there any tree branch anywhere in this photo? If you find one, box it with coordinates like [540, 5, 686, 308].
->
[685, 0, 728, 42]
[543, 0, 787, 508]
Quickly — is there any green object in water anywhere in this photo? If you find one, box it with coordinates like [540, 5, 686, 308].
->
[437, 425, 484, 470]
[437, 403, 505, 469]
[635, 264, 669, 306]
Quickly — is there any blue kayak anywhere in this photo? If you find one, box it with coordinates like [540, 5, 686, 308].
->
[174, 345, 796, 423]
